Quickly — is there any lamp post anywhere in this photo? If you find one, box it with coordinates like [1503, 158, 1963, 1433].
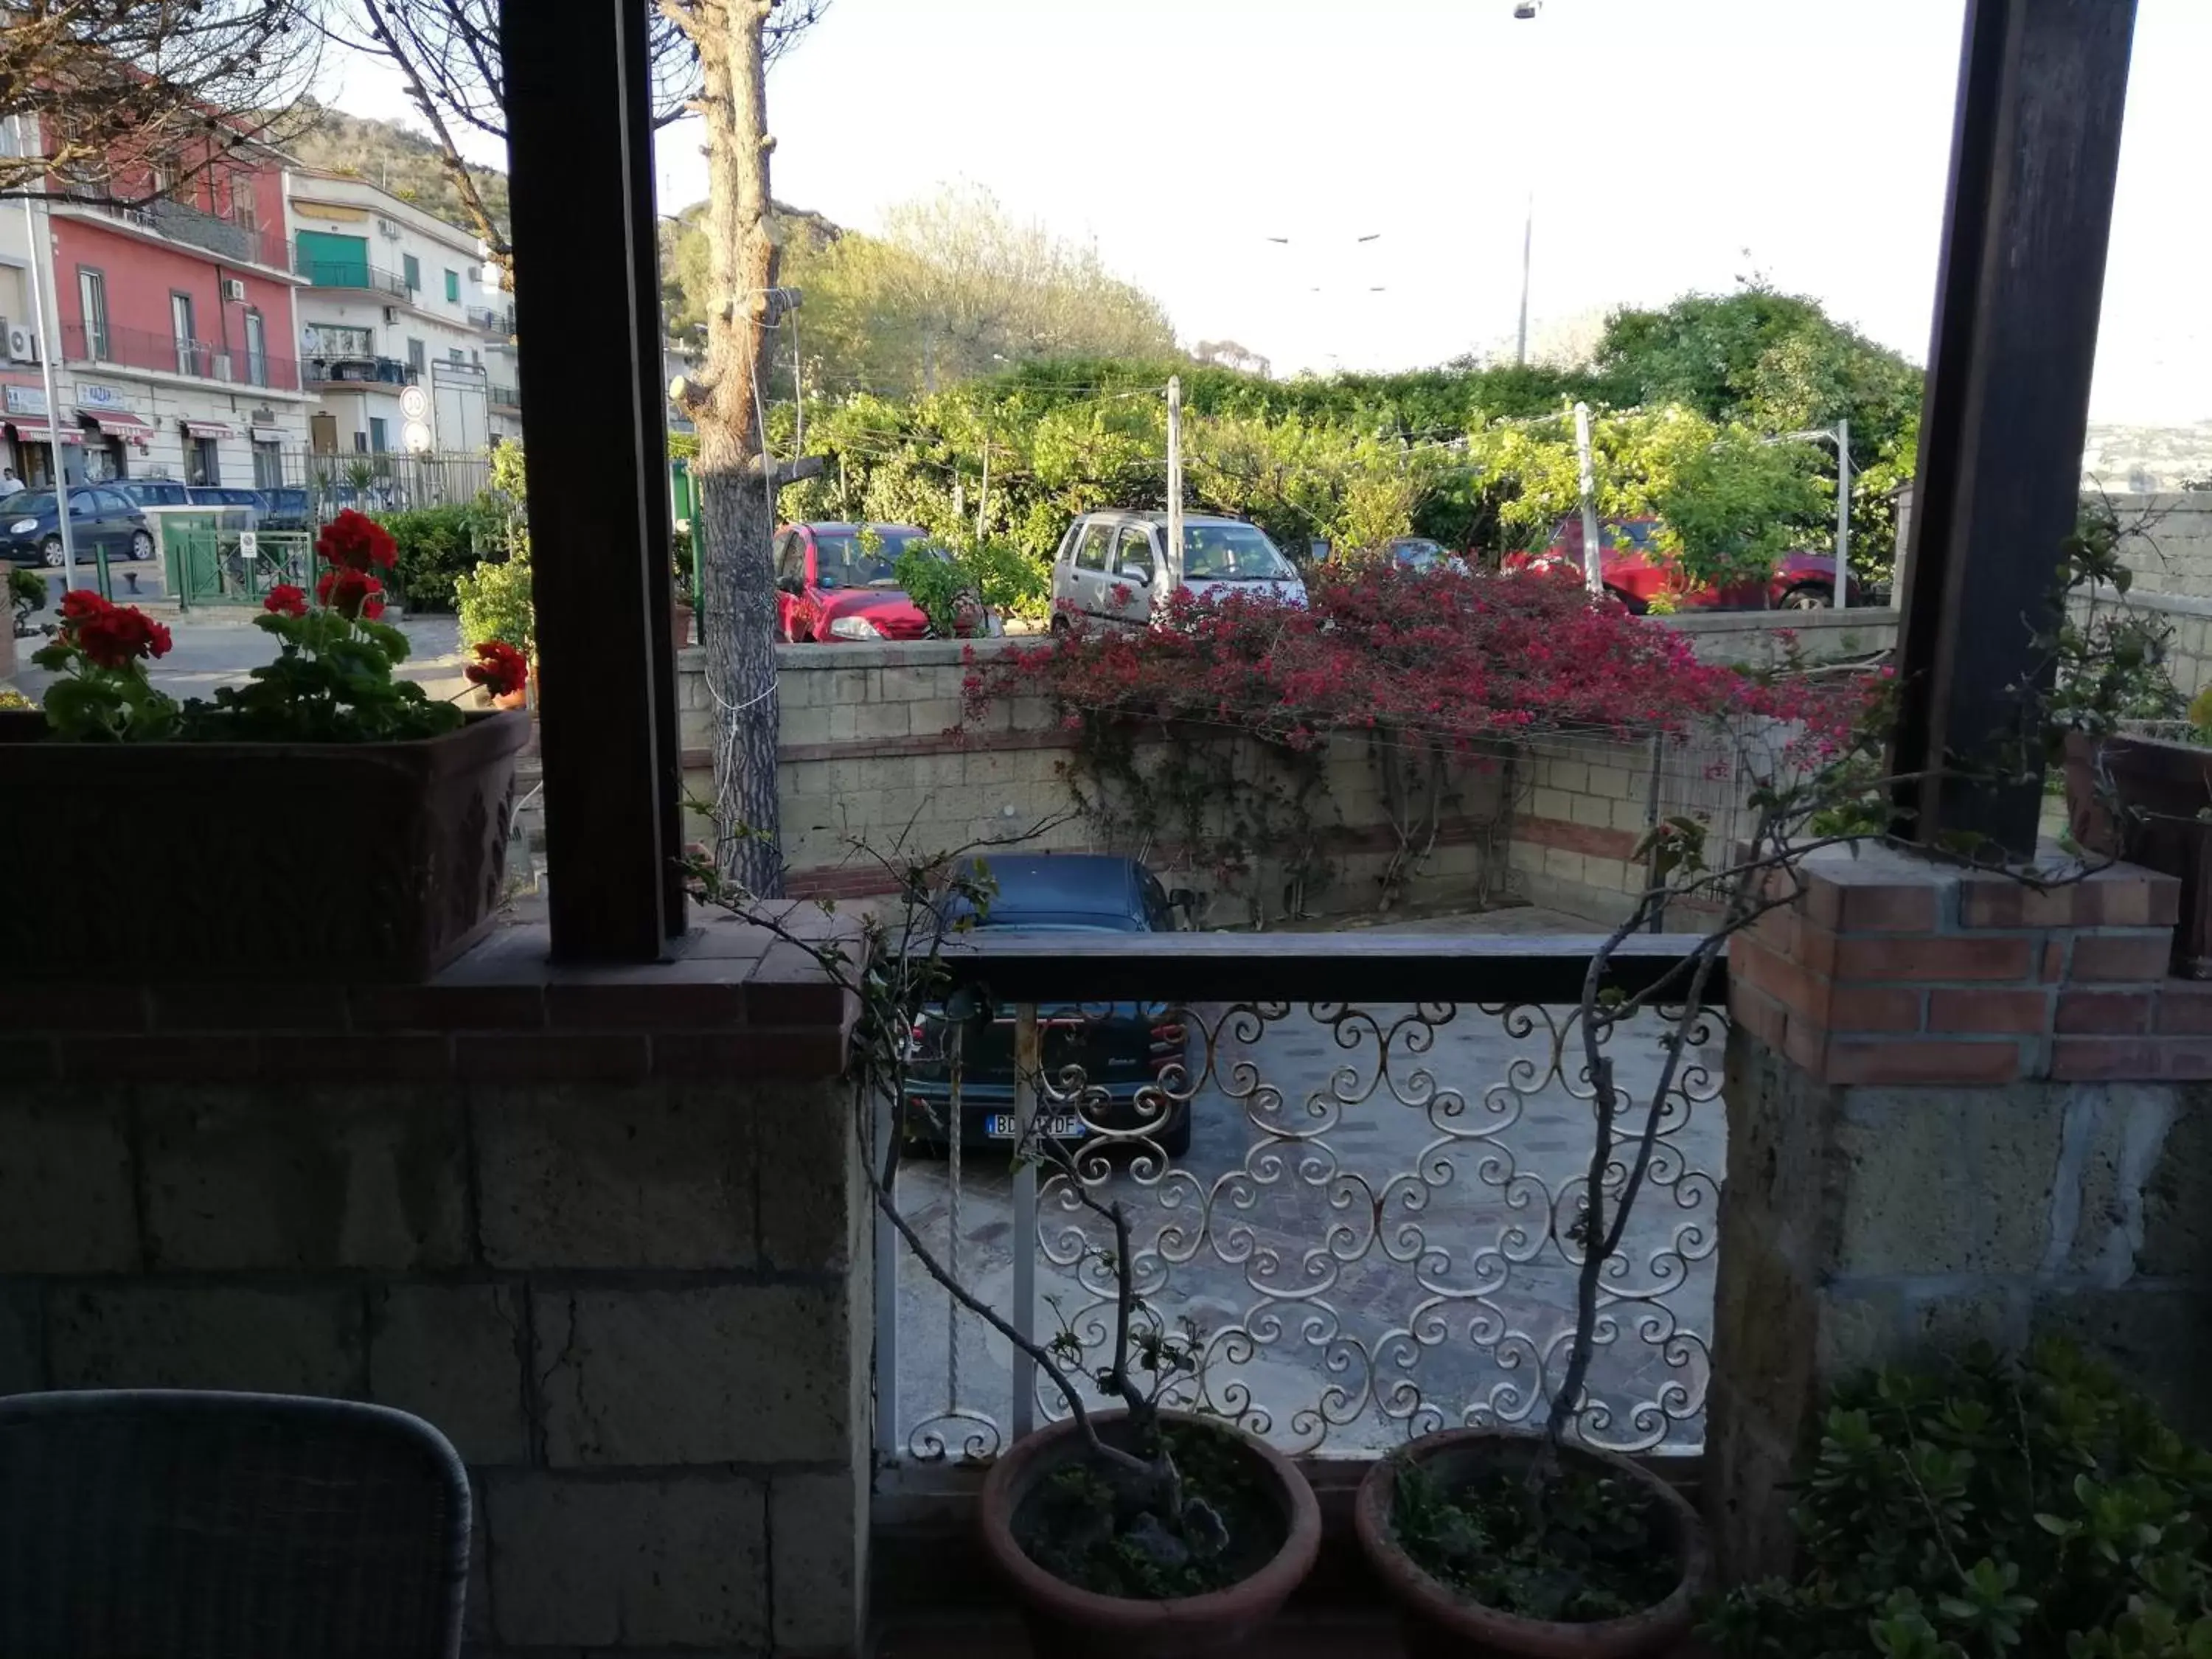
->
[1512, 4, 1543, 362]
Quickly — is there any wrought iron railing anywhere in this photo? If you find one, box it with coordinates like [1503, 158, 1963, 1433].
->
[60, 198, 290, 271]
[875, 934, 1728, 1467]
[305, 355, 419, 388]
[293, 248, 413, 299]
[60, 322, 298, 392]
[467, 304, 515, 335]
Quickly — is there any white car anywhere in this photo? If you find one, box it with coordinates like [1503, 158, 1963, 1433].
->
[1049, 511, 1307, 630]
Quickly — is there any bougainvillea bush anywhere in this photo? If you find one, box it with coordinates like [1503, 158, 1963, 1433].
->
[967, 563, 1873, 755]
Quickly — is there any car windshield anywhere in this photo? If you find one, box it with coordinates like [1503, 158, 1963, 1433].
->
[1178, 523, 1295, 581]
[7, 493, 56, 518]
[815, 528, 939, 588]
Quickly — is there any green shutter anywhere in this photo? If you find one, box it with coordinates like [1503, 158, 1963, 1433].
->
[445, 268, 459, 302]
[403, 254, 421, 291]
[295, 230, 369, 288]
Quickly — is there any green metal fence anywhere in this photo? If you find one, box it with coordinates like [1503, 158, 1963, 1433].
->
[158, 516, 316, 611]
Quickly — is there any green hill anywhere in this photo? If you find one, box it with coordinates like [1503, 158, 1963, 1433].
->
[288, 98, 509, 241]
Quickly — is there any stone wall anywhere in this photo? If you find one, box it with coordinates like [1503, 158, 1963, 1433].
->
[0, 917, 870, 1658]
[2110, 493, 2212, 599]
[1710, 844, 2212, 1580]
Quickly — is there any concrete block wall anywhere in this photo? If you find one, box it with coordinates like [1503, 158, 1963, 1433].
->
[0, 916, 872, 1658]
[2110, 494, 2212, 600]
[1709, 843, 2212, 1582]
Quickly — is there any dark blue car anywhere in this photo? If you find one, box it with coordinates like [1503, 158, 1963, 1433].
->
[1, 487, 153, 568]
[904, 855, 1196, 1155]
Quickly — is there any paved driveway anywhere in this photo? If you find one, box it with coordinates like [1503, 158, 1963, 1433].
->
[886, 925, 1725, 1464]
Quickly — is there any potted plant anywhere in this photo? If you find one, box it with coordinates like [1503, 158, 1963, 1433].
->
[0, 510, 528, 982]
[672, 565, 697, 653]
[698, 848, 1321, 1658]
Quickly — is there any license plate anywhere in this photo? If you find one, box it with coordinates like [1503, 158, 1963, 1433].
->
[984, 1113, 1084, 1140]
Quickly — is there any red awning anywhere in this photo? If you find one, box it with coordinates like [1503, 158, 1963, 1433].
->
[181, 420, 233, 439]
[78, 408, 154, 435]
[4, 420, 84, 446]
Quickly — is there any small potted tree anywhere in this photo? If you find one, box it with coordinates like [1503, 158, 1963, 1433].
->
[697, 846, 1321, 1658]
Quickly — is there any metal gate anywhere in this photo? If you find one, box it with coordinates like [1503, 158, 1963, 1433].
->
[157, 516, 315, 611]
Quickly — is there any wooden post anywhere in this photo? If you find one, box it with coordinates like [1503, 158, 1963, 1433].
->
[501, 0, 682, 959]
[1890, 0, 2138, 858]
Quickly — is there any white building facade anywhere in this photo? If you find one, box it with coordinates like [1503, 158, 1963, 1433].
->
[283, 172, 519, 458]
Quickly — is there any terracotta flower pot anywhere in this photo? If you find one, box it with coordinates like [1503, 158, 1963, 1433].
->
[2064, 728, 2212, 976]
[1354, 1430, 1709, 1659]
[978, 1411, 1321, 1659]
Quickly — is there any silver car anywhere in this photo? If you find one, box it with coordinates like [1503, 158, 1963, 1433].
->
[1049, 511, 1307, 630]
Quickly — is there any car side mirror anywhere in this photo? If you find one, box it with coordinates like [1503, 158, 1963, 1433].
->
[776, 575, 803, 596]
[1119, 563, 1152, 585]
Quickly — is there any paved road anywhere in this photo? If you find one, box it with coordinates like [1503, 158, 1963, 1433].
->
[886, 941, 1726, 1464]
[10, 608, 470, 704]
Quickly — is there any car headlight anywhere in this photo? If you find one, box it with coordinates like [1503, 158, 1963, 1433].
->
[8, 519, 36, 535]
[827, 615, 881, 641]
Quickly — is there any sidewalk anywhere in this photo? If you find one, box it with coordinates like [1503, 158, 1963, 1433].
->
[9, 611, 471, 706]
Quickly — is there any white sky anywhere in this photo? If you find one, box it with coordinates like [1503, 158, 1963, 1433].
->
[332, 0, 2212, 423]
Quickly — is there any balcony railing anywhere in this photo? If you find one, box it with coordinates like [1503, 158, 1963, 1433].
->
[63, 198, 291, 271]
[305, 355, 420, 389]
[292, 245, 413, 299]
[877, 933, 1728, 1469]
[467, 303, 515, 335]
[61, 321, 299, 392]
[488, 383, 521, 408]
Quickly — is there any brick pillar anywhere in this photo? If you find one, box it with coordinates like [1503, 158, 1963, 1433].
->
[1711, 843, 2212, 1581]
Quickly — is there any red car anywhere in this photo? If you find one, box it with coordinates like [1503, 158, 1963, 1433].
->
[773, 521, 966, 643]
[1508, 517, 1863, 612]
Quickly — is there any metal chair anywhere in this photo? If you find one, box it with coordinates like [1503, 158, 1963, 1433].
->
[0, 1390, 470, 1659]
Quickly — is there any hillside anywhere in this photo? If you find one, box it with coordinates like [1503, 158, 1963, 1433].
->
[288, 99, 509, 241]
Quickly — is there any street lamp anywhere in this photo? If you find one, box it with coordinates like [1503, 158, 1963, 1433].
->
[1512, 4, 1542, 361]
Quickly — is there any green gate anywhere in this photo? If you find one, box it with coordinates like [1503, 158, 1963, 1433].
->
[159, 515, 315, 611]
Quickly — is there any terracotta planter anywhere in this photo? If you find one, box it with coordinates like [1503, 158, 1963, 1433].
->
[672, 602, 694, 653]
[2064, 728, 2212, 976]
[979, 1411, 1320, 1659]
[1354, 1430, 1709, 1659]
[0, 708, 528, 983]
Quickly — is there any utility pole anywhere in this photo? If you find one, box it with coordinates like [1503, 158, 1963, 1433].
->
[1573, 400, 1602, 596]
[14, 116, 76, 593]
[1166, 375, 1183, 572]
[1833, 416, 1851, 608]
[1517, 193, 1534, 366]
[977, 434, 990, 540]
[790, 307, 804, 452]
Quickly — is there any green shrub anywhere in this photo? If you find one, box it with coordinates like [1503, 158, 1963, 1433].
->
[454, 546, 534, 656]
[9, 567, 45, 637]
[378, 502, 504, 613]
[894, 535, 1049, 633]
[1704, 1340, 2212, 1659]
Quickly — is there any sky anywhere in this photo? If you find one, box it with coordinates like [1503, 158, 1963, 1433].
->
[334, 0, 2212, 424]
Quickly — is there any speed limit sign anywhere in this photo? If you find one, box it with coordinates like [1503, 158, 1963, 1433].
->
[400, 385, 429, 420]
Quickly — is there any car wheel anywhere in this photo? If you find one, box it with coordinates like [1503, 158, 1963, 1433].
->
[129, 529, 154, 562]
[39, 537, 63, 568]
[1779, 585, 1832, 611]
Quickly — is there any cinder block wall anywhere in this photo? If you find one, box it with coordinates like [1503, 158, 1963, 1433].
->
[0, 918, 872, 1659]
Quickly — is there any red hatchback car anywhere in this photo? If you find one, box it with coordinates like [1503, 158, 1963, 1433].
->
[1509, 517, 1863, 612]
[774, 521, 956, 643]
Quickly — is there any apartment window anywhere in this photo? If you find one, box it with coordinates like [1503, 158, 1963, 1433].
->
[232, 179, 258, 232]
[369, 416, 389, 454]
[244, 310, 268, 388]
[170, 291, 197, 376]
[448, 348, 464, 366]
[77, 268, 109, 359]
[187, 436, 220, 486]
[402, 253, 421, 291]
[252, 440, 282, 489]
[406, 338, 426, 376]
[208, 173, 230, 218]
[444, 268, 460, 303]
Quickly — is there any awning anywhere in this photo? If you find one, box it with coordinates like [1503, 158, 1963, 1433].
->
[4, 420, 84, 446]
[78, 408, 154, 436]
[249, 425, 288, 444]
[181, 420, 233, 439]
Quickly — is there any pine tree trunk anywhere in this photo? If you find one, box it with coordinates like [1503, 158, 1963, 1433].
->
[684, 0, 785, 897]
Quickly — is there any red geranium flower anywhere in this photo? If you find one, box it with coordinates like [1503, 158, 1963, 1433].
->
[316, 566, 386, 620]
[465, 639, 529, 699]
[58, 588, 111, 625]
[66, 599, 171, 669]
[316, 508, 398, 573]
[263, 583, 307, 618]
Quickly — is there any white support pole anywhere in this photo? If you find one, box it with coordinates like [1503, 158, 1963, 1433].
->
[1165, 375, 1183, 578]
[1009, 1004, 1040, 1441]
[14, 116, 75, 590]
[1834, 417, 1851, 608]
[1573, 401, 1602, 597]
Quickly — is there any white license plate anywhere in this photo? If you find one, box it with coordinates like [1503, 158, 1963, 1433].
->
[984, 1113, 1084, 1139]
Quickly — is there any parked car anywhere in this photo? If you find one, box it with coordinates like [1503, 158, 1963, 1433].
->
[773, 521, 987, 643]
[1380, 537, 1470, 574]
[260, 487, 313, 532]
[903, 855, 1196, 1155]
[1, 487, 155, 568]
[1050, 512, 1307, 630]
[109, 480, 192, 511]
[1506, 515, 1864, 611]
[186, 486, 274, 526]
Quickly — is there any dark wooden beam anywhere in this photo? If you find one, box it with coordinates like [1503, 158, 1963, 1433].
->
[501, 0, 681, 960]
[1891, 0, 2138, 858]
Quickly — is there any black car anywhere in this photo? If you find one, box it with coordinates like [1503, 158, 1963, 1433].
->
[111, 479, 192, 511]
[1, 487, 154, 568]
[186, 486, 273, 525]
[260, 487, 312, 531]
[905, 855, 1196, 1155]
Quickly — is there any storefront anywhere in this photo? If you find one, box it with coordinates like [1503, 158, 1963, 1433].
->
[180, 419, 233, 486]
[3, 385, 86, 486]
[74, 385, 156, 482]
